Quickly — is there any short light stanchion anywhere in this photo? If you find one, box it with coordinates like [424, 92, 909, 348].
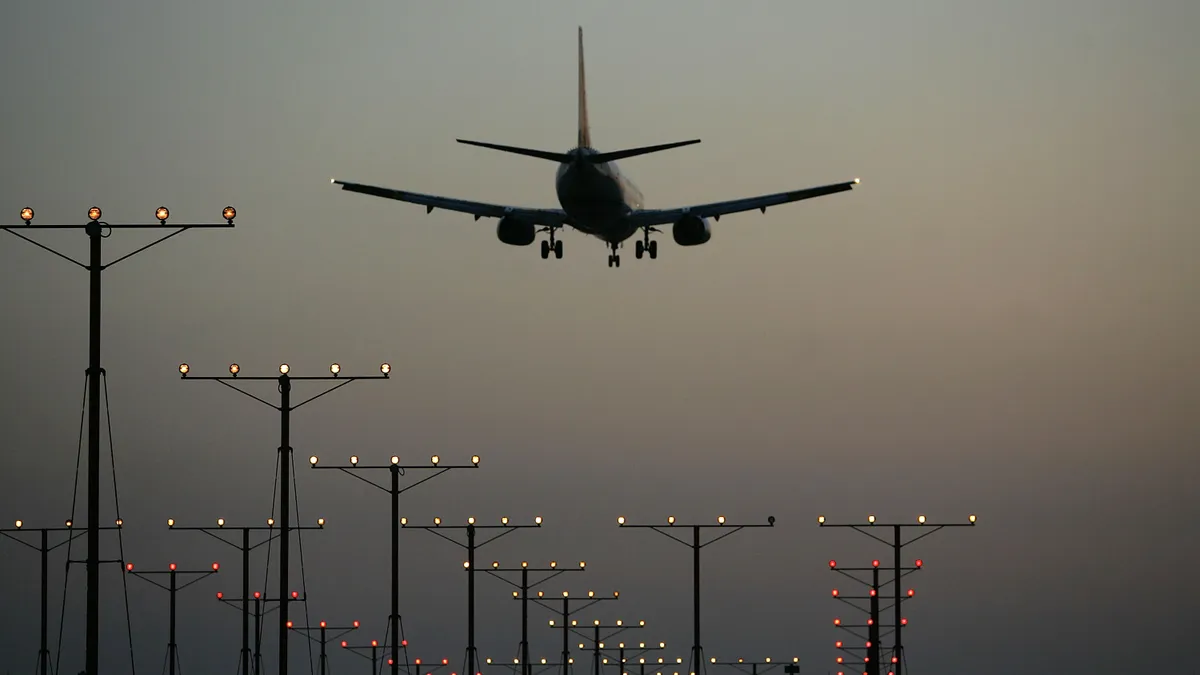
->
[216, 588, 309, 675]
[486, 559, 587, 675]
[289, 619, 360, 675]
[602, 641, 670, 675]
[410, 657, 454, 675]
[3, 205, 236, 675]
[485, 656, 576, 675]
[168, 516, 325, 675]
[708, 657, 799, 675]
[125, 560, 221, 675]
[630, 656, 687, 675]
[0, 520, 108, 675]
[403, 516, 545, 675]
[544, 590, 622, 675]
[817, 514, 976, 675]
[616, 515, 776, 675]
[828, 558, 921, 675]
[180, 362, 390, 675]
[571, 619, 645, 675]
[310, 454, 480, 675]
[342, 637, 402, 675]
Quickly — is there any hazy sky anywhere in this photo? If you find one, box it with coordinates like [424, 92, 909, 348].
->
[1, 1, 1198, 674]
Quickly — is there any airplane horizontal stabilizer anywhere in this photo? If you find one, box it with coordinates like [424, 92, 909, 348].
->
[586, 139, 701, 163]
[456, 139, 573, 163]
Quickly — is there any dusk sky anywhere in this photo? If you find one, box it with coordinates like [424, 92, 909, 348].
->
[1, 1, 1197, 674]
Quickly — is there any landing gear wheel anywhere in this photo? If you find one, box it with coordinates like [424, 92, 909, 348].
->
[635, 240, 644, 259]
[607, 255, 614, 268]
[540, 240, 550, 259]
[648, 240, 658, 259]
[554, 240, 563, 259]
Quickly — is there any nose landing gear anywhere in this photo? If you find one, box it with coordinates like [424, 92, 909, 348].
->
[607, 241, 621, 268]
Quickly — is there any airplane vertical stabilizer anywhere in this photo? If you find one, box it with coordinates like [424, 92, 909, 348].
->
[578, 26, 591, 149]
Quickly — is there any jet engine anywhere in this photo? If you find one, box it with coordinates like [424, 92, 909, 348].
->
[672, 214, 712, 246]
[496, 216, 536, 246]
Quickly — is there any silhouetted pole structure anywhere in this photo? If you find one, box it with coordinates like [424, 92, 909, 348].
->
[403, 517, 545, 675]
[411, 657, 455, 675]
[602, 640, 669, 675]
[486, 560, 587, 675]
[310, 454, 479, 675]
[341, 637, 396, 675]
[217, 588, 307, 675]
[485, 655, 576, 675]
[289, 619, 360, 675]
[180, 362, 389, 675]
[828, 558, 924, 675]
[570, 620, 645, 675]
[708, 658, 797, 675]
[3, 205, 235, 675]
[0, 520, 106, 675]
[125, 560, 221, 675]
[168, 517, 323, 675]
[818, 514, 976, 675]
[543, 591, 622, 675]
[616, 515, 775, 675]
[630, 656, 686, 675]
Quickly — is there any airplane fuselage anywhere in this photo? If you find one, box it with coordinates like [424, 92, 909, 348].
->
[555, 147, 644, 244]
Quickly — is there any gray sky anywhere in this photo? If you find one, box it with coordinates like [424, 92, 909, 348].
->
[1, 1, 1198, 673]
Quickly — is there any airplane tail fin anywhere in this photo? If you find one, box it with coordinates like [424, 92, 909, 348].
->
[578, 26, 591, 148]
[455, 139, 573, 163]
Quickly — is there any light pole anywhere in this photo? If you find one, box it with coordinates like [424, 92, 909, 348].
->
[124, 560, 221, 675]
[708, 658, 798, 675]
[402, 516, 545, 675]
[602, 640, 669, 675]
[485, 655, 576, 675]
[341, 636, 400, 675]
[179, 361, 390, 675]
[3, 204, 236, 675]
[570, 620, 645, 675]
[817, 513, 977, 675]
[486, 560, 587, 675]
[0, 519, 116, 675]
[828, 558, 922, 675]
[616, 515, 776, 675]
[309, 453, 480, 675]
[167, 516, 325, 675]
[289, 619, 361, 675]
[544, 591, 622, 675]
[216, 588, 309, 675]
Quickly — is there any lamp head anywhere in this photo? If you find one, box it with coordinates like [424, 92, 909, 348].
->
[223, 206, 236, 223]
[20, 207, 33, 224]
[88, 206, 101, 221]
[156, 206, 169, 224]
[229, 363, 239, 376]
[330, 363, 340, 376]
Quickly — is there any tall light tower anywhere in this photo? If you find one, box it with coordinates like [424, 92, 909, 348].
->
[3, 204, 236, 675]
[178, 361, 390, 675]
[616, 515, 775, 675]
[817, 513, 977, 675]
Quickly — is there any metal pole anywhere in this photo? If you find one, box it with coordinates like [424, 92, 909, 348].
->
[86, 221, 101, 675]
[169, 568, 177, 675]
[592, 626, 600, 675]
[371, 644, 377, 675]
[892, 526, 902, 675]
[391, 464, 399, 675]
[521, 568, 530, 675]
[40, 529, 49, 675]
[692, 526, 700, 672]
[279, 374, 292, 675]
[254, 596, 262, 675]
[467, 525, 476, 675]
[243, 529, 251, 675]
[320, 625, 327, 675]
[869, 567, 880, 675]
[561, 599, 569, 675]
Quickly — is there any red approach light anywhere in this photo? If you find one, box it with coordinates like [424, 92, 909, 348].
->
[402, 640, 408, 647]
[286, 621, 294, 628]
[870, 589, 877, 597]
[832, 589, 840, 597]
[388, 660, 394, 666]
[291, 591, 299, 599]
[829, 560, 837, 568]
[212, 562, 220, 571]
[372, 640, 379, 647]
[892, 657, 899, 663]
[415, 659, 422, 665]
[125, 563, 134, 572]
[320, 621, 327, 628]
[833, 618, 841, 626]
[835, 641, 843, 648]
[353, 620, 360, 628]
[872, 560, 879, 568]
[341, 641, 348, 648]
[442, 659, 449, 665]
[867, 619, 874, 626]
[901, 618, 908, 625]
[914, 559, 923, 568]
[169, 563, 177, 571]
[254, 591, 261, 599]
[836, 658, 844, 664]
[908, 589, 915, 597]
[216, 592, 224, 600]
[865, 641, 872, 648]
[864, 657, 870, 663]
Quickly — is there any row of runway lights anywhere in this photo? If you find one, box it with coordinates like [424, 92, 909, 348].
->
[17, 206, 236, 225]
[178, 363, 391, 377]
[9, 513, 978, 530]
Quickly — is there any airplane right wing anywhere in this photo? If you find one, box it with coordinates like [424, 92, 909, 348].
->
[628, 179, 860, 227]
[331, 179, 571, 227]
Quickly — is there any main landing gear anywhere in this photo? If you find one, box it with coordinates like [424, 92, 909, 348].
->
[634, 227, 659, 260]
[539, 228, 563, 259]
[607, 241, 621, 268]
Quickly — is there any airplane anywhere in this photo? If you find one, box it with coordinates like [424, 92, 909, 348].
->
[331, 27, 860, 268]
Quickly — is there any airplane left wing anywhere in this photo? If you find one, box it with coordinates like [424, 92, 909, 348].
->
[332, 180, 570, 227]
[628, 179, 859, 227]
